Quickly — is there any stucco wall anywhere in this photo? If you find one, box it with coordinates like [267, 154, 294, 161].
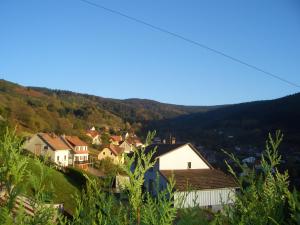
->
[23, 134, 53, 157]
[53, 150, 69, 167]
[23, 135, 70, 167]
[159, 144, 210, 170]
[98, 148, 115, 161]
[98, 148, 123, 164]
[120, 141, 132, 153]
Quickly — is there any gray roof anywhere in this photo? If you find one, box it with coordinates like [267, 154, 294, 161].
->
[161, 169, 238, 191]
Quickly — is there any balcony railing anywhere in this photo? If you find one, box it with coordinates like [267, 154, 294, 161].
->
[74, 160, 89, 165]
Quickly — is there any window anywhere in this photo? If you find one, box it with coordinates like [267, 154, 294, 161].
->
[64, 155, 67, 161]
[44, 145, 48, 150]
[187, 162, 192, 169]
[57, 156, 60, 162]
[103, 152, 105, 155]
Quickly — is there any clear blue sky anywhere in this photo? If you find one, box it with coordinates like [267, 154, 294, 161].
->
[1, 0, 300, 105]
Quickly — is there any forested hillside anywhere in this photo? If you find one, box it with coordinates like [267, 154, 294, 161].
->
[1, 79, 299, 150]
[147, 93, 300, 149]
[0, 79, 215, 136]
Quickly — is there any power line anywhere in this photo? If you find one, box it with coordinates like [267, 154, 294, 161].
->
[77, 0, 300, 89]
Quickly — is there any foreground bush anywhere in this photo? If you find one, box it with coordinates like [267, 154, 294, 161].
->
[0, 128, 299, 224]
[214, 131, 300, 225]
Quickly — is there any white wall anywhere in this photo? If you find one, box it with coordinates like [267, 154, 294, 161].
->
[53, 150, 70, 167]
[159, 144, 210, 170]
[73, 153, 89, 162]
[174, 188, 236, 209]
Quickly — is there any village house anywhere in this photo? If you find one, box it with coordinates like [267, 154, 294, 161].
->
[141, 143, 237, 211]
[23, 133, 89, 169]
[110, 135, 123, 145]
[24, 133, 71, 167]
[119, 140, 133, 153]
[126, 136, 143, 147]
[119, 136, 143, 153]
[63, 135, 89, 170]
[86, 127, 102, 145]
[97, 143, 125, 164]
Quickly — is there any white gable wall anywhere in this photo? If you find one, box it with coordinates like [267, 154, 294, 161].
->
[159, 144, 210, 170]
[120, 141, 132, 153]
[53, 150, 69, 167]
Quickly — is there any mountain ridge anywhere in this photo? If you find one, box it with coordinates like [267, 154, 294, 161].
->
[0, 79, 299, 150]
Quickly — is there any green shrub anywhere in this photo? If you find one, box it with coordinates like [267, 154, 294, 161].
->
[1, 128, 300, 225]
[214, 131, 295, 225]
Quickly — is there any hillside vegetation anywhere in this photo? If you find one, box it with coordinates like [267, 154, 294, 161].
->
[1, 79, 299, 151]
[0, 79, 215, 136]
[147, 93, 300, 148]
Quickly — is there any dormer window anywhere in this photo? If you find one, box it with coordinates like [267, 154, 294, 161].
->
[187, 162, 191, 169]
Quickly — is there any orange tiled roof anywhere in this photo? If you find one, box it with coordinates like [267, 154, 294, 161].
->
[127, 137, 142, 145]
[107, 144, 124, 156]
[73, 149, 88, 154]
[86, 130, 100, 138]
[38, 133, 70, 151]
[110, 135, 122, 142]
[65, 136, 87, 147]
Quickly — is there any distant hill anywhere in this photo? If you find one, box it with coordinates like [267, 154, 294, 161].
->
[2, 78, 299, 187]
[0, 79, 216, 136]
[1, 79, 299, 149]
[146, 93, 300, 149]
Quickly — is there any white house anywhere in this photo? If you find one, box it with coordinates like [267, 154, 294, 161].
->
[23, 133, 71, 167]
[63, 135, 89, 170]
[86, 128, 102, 145]
[119, 140, 133, 153]
[23, 133, 89, 169]
[142, 143, 238, 211]
[97, 144, 125, 164]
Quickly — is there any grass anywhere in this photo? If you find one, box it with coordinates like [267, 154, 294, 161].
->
[24, 157, 81, 215]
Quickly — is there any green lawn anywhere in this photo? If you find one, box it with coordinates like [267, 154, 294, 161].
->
[25, 158, 81, 215]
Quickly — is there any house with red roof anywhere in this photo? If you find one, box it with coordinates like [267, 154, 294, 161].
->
[97, 144, 125, 164]
[119, 140, 133, 153]
[23, 133, 89, 169]
[62, 135, 89, 170]
[86, 127, 102, 145]
[23, 133, 71, 167]
[109, 135, 123, 145]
